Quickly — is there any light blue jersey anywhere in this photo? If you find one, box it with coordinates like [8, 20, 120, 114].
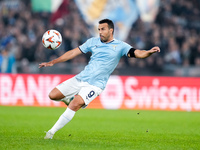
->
[75, 37, 132, 89]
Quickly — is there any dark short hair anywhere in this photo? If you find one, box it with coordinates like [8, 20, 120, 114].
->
[99, 19, 114, 34]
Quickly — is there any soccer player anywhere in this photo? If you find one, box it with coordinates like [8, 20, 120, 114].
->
[39, 19, 160, 139]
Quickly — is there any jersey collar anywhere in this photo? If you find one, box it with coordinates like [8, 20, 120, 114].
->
[100, 38, 115, 44]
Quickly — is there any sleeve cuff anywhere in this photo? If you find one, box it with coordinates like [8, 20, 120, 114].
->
[78, 47, 85, 54]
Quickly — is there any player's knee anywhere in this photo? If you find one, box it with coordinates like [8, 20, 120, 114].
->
[68, 96, 85, 111]
[74, 101, 85, 108]
[48, 88, 64, 100]
[48, 92, 58, 100]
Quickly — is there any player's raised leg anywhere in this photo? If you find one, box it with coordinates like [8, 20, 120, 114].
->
[48, 87, 65, 100]
[48, 87, 74, 105]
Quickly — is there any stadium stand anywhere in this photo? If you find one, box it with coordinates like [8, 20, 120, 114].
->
[0, 0, 200, 76]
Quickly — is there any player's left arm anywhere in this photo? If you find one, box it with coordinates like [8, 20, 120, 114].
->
[127, 46, 160, 58]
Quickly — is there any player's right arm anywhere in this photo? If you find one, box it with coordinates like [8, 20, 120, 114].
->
[39, 47, 82, 68]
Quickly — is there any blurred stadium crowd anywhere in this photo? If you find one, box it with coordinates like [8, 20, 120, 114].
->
[0, 0, 200, 76]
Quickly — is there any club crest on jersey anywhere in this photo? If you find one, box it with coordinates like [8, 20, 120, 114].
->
[112, 45, 117, 50]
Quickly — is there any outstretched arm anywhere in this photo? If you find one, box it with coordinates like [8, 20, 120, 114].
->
[128, 46, 160, 58]
[39, 47, 82, 68]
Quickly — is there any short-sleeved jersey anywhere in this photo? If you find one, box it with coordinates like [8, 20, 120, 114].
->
[75, 37, 132, 89]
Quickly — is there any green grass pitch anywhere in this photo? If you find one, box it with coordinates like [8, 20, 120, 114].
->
[0, 106, 199, 150]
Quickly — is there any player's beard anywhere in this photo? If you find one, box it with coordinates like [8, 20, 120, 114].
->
[100, 35, 110, 43]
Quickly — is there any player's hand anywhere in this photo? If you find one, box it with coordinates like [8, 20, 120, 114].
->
[39, 62, 54, 68]
[149, 46, 160, 53]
